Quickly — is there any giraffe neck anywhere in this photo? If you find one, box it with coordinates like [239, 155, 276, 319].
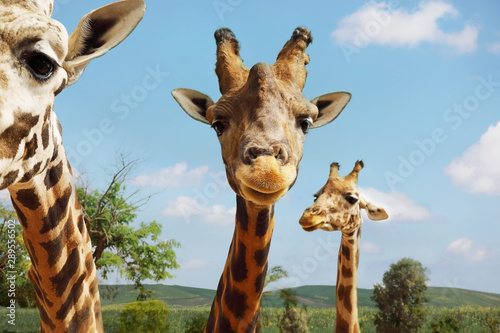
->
[204, 195, 274, 333]
[335, 225, 362, 333]
[8, 147, 103, 333]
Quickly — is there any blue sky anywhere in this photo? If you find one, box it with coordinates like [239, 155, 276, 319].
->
[19, 0, 500, 294]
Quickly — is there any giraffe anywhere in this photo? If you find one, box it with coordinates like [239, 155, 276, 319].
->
[172, 27, 351, 332]
[299, 161, 388, 333]
[0, 0, 145, 331]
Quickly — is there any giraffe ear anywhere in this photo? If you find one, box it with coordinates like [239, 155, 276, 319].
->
[360, 196, 389, 221]
[171, 88, 214, 125]
[63, 0, 146, 85]
[310, 92, 351, 129]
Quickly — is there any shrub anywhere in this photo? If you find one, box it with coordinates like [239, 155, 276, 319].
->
[117, 300, 169, 333]
[278, 306, 310, 333]
[429, 316, 459, 333]
[277, 289, 309, 333]
[184, 311, 208, 333]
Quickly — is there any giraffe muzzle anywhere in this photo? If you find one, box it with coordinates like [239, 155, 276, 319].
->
[299, 207, 326, 232]
[235, 155, 296, 205]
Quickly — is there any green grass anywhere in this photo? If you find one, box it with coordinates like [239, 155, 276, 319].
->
[0, 308, 40, 333]
[1, 305, 499, 332]
[2, 285, 499, 332]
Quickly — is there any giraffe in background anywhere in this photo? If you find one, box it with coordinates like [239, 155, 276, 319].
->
[0, 0, 145, 331]
[172, 27, 351, 332]
[299, 161, 388, 332]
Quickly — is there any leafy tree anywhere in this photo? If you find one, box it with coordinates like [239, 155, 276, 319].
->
[372, 257, 429, 333]
[265, 266, 289, 286]
[77, 155, 180, 300]
[278, 288, 309, 333]
[117, 299, 170, 332]
[260, 265, 309, 332]
[258, 265, 289, 328]
[0, 202, 36, 307]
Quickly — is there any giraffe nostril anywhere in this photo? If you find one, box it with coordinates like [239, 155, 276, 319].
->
[243, 146, 261, 164]
[243, 144, 289, 165]
[274, 147, 282, 159]
[273, 145, 288, 164]
[249, 148, 259, 160]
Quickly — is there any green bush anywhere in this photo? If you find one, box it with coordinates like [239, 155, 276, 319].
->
[184, 311, 208, 333]
[117, 300, 169, 333]
[429, 316, 459, 333]
[278, 306, 309, 333]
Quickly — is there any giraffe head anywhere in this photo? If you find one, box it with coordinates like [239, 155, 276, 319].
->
[0, 0, 145, 189]
[299, 161, 388, 233]
[172, 27, 351, 206]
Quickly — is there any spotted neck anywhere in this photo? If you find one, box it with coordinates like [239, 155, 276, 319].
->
[335, 227, 361, 333]
[204, 195, 274, 333]
[8, 147, 102, 333]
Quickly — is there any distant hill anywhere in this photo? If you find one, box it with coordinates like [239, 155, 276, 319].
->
[99, 284, 215, 307]
[262, 285, 500, 309]
[99, 284, 500, 309]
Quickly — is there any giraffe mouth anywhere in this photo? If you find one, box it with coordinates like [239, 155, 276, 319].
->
[236, 156, 296, 205]
[302, 224, 323, 232]
[299, 208, 326, 232]
[300, 221, 325, 232]
[239, 184, 289, 205]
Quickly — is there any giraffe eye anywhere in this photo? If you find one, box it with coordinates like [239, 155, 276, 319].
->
[211, 121, 225, 136]
[345, 194, 358, 205]
[299, 119, 313, 134]
[22, 51, 56, 81]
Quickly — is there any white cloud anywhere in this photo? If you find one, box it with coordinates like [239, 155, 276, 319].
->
[445, 237, 493, 262]
[181, 259, 210, 270]
[203, 205, 237, 227]
[162, 196, 235, 227]
[0, 189, 10, 202]
[131, 162, 209, 188]
[444, 121, 500, 195]
[486, 41, 500, 54]
[361, 241, 381, 254]
[332, 1, 478, 53]
[361, 188, 431, 222]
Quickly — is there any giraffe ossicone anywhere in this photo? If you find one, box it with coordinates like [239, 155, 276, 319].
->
[0, 1, 145, 332]
[173, 27, 351, 333]
[299, 161, 388, 333]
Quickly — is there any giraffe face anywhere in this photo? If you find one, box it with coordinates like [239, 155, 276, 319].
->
[0, 5, 69, 189]
[299, 161, 388, 233]
[0, 1, 145, 190]
[301, 177, 363, 233]
[172, 27, 351, 206]
[203, 63, 319, 205]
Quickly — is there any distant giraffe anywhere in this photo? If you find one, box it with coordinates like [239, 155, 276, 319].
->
[299, 161, 388, 332]
[0, 0, 145, 331]
[172, 27, 351, 332]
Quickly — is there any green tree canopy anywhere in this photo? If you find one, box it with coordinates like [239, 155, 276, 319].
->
[77, 155, 180, 300]
[372, 257, 429, 333]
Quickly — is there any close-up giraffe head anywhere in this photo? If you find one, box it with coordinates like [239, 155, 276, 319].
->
[299, 160, 388, 233]
[0, 0, 145, 190]
[172, 27, 351, 206]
